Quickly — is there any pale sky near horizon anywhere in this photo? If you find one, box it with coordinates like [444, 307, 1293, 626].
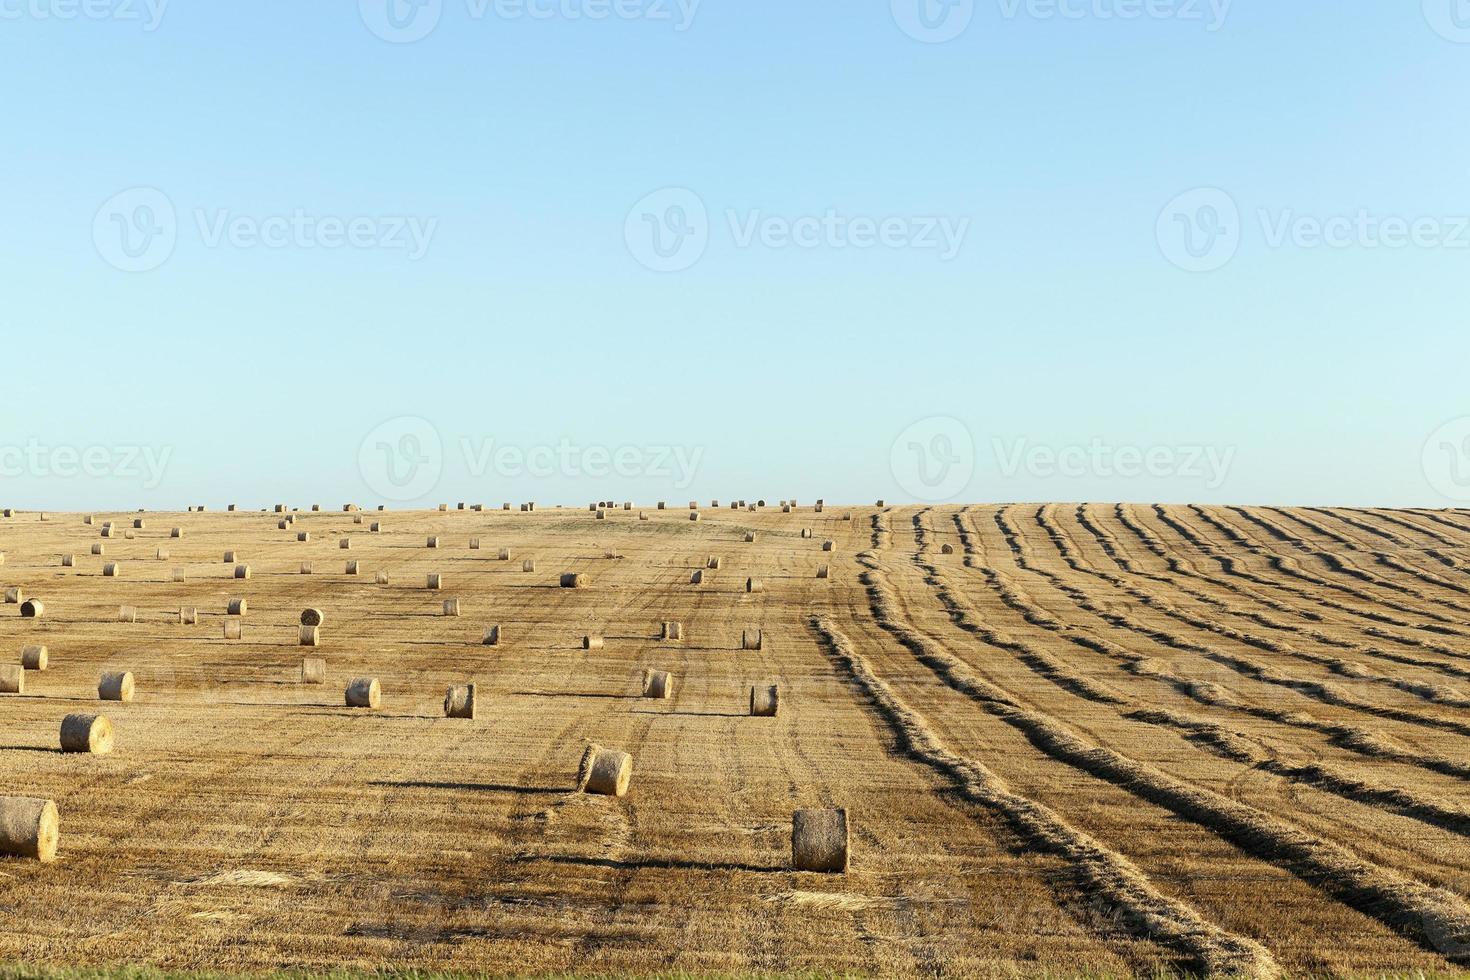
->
[2, 1, 1468, 511]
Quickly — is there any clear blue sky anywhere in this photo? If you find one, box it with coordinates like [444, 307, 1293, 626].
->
[3, 1, 1468, 510]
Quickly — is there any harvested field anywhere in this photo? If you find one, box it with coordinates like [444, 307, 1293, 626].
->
[4, 503, 1470, 976]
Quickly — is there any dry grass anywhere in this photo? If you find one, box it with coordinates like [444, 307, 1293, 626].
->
[3, 503, 1470, 976]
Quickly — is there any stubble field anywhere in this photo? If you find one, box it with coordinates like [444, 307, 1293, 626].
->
[5, 501, 1470, 978]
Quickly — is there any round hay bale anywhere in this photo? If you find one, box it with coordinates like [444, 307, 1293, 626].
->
[21, 645, 47, 671]
[60, 714, 113, 755]
[792, 808, 849, 873]
[707, 556, 722, 569]
[800, 528, 812, 539]
[83, 514, 94, 525]
[596, 509, 606, 520]
[223, 551, 237, 563]
[689, 501, 698, 510]
[155, 548, 170, 561]
[0, 797, 59, 862]
[583, 635, 604, 650]
[132, 518, 145, 529]
[814, 503, 824, 513]
[100, 525, 114, 538]
[468, 538, 480, 550]
[816, 565, 830, 579]
[560, 573, 586, 589]
[444, 683, 477, 719]
[297, 532, 310, 542]
[299, 563, 313, 575]
[223, 619, 242, 640]
[578, 745, 632, 797]
[345, 677, 380, 709]
[426, 536, 439, 548]
[941, 543, 955, 555]
[689, 569, 704, 585]
[91, 544, 105, 556]
[639, 511, 649, 521]
[822, 540, 834, 552]
[750, 684, 779, 717]
[498, 547, 511, 561]
[311, 504, 321, 512]
[301, 657, 326, 684]
[744, 531, 756, 543]
[170, 527, 183, 538]
[482, 624, 501, 646]
[20, 599, 43, 618]
[117, 606, 137, 624]
[689, 512, 701, 522]
[442, 598, 461, 617]
[299, 625, 321, 647]
[179, 607, 197, 625]
[782, 505, 792, 514]
[370, 522, 382, 533]
[227, 598, 247, 616]
[522, 559, 536, 572]
[234, 564, 251, 580]
[641, 669, 673, 700]
[346, 561, 361, 576]
[624, 502, 632, 510]
[427, 573, 443, 590]
[741, 629, 763, 651]
[661, 621, 683, 641]
[61, 555, 75, 567]
[0, 665, 23, 694]
[657, 502, 666, 510]
[875, 499, 886, 508]
[300, 608, 325, 627]
[745, 578, 764, 594]
[340, 538, 353, 551]
[98, 671, 134, 702]
[102, 563, 120, 578]
[843, 513, 853, 522]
